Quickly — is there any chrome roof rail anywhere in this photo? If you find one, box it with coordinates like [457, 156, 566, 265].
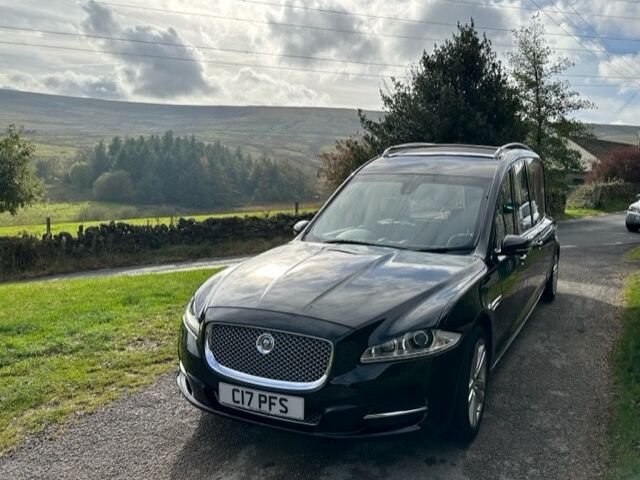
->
[494, 142, 533, 159]
[382, 143, 435, 157]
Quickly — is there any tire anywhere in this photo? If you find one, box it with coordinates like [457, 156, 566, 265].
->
[542, 252, 559, 302]
[626, 221, 639, 233]
[449, 325, 489, 443]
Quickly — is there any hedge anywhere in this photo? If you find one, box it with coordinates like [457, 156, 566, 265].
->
[567, 182, 640, 209]
[0, 213, 314, 275]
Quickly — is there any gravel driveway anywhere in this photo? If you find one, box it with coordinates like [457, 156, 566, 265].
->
[1, 213, 638, 480]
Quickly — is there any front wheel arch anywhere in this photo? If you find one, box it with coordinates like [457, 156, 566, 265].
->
[475, 313, 493, 369]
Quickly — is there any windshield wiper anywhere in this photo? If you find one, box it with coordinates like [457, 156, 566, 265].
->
[322, 239, 418, 251]
[322, 239, 378, 247]
[414, 246, 473, 253]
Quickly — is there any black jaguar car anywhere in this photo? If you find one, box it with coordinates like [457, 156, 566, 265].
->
[177, 142, 559, 441]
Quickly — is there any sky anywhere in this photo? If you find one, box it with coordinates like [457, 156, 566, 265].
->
[0, 0, 639, 125]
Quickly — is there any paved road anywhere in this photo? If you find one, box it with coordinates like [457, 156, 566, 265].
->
[1, 213, 639, 480]
[15, 255, 250, 283]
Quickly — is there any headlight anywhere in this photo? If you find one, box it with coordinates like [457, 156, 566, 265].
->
[183, 297, 200, 336]
[630, 205, 640, 213]
[360, 329, 462, 364]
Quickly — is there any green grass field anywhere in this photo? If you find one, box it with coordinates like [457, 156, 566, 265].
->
[0, 201, 319, 237]
[0, 268, 220, 455]
[563, 200, 631, 220]
[32, 142, 77, 159]
[608, 271, 640, 479]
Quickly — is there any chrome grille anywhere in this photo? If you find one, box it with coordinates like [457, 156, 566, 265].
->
[207, 324, 333, 384]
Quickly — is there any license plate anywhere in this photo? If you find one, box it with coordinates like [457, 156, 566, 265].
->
[218, 382, 304, 420]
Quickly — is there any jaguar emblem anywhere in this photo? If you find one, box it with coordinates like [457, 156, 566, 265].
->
[256, 333, 275, 355]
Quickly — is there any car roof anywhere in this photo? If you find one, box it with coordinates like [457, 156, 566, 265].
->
[359, 143, 536, 179]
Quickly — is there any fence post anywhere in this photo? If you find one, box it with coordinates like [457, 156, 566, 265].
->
[294, 201, 299, 216]
[45, 217, 51, 238]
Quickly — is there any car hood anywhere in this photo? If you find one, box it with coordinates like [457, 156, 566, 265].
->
[201, 241, 485, 330]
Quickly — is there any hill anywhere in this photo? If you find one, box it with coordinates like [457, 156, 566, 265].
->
[0, 89, 376, 171]
[571, 136, 635, 161]
[2, 89, 637, 170]
[588, 123, 639, 146]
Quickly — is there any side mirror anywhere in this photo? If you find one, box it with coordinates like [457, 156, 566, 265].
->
[501, 234, 531, 256]
[293, 220, 310, 235]
[636, 194, 640, 200]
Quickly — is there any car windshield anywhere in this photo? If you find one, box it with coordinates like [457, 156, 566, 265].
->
[305, 173, 490, 251]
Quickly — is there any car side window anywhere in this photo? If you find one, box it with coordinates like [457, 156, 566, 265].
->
[526, 158, 545, 225]
[494, 170, 516, 249]
[512, 160, 533, 233]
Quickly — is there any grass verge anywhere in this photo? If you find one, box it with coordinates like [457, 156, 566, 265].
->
[608, 272, 640, 479]
[0, 268, 220, 456]
[563, 200, 630, 220]
[626, 247, 640, 261]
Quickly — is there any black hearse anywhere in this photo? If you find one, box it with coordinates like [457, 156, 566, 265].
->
[177, 143, 559, 442]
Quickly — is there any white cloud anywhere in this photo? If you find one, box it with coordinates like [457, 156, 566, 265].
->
[222, 67, 331, 106]
[0, 0, 637, 122]
[0, 71, 123, 99]
[80, 0, 215, 98]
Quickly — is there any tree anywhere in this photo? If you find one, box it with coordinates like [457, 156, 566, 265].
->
[588, 147, 640, 184]
[319, 138, 374, 190]
[361, 22, 524, 151]
[93, 170, 134, 202]
[0, 125, 43, 215]
[91, 140, 110, 178]
[321, 21, 525, 188]
[69, 162, 94, 189]
[508, 15, 594, 188]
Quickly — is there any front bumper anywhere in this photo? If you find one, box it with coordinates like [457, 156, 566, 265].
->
[177, 314, 464, 438]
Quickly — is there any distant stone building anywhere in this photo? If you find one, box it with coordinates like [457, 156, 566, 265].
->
[565, 138, 598, 185]
[566, 136, 636, 184]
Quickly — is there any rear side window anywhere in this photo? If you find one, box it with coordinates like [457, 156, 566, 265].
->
[494, 171, 516, 248]
[512, 160, 533, 233]
[526, 158, 545, 225]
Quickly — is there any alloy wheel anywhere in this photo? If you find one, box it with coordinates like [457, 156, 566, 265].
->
[468, 339, 487, 428]
[552, 256, 559, 295]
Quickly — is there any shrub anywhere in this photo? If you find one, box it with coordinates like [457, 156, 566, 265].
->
[93, 170, 134, 202]
[589, 148, 640, 184]
[68, 162, 94, 189]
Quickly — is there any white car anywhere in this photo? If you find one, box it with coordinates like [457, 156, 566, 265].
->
[626, 194, 640, 232]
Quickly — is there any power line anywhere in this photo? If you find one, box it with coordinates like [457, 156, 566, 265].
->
[5, 20, 628, 57]
[572, 84, 640, 88]
[8, 22, 640, 68]
[0, 25, 406, 68]
[528, 0, 640, 85]
[240, 0, 640, 24]
[0, 39, 402, 78]
[611, 89, 640, 122]
[2, 38, 639, 83]
[564, 1, 640, 78]
[91, 1, 640, 45]
[547, 0, 640, 79]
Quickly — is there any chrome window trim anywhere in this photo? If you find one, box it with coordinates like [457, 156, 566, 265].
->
[387, 152, 494, 158]
[204, 323, 334, 392]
